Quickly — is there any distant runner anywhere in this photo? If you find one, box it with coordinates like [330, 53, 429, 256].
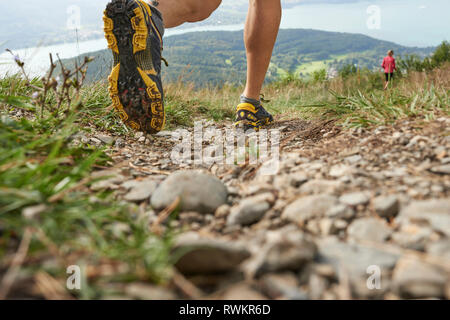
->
[382, 50, 396, 90]
[103, 0, 281, 133]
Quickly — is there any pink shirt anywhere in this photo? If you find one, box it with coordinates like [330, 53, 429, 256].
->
[382, 56, 396, 73]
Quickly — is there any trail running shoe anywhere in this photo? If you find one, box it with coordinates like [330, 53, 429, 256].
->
[103, 0, 165, 133]
[234, 102, 274, 132]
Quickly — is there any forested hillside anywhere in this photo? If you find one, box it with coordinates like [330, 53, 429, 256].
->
[66, 29, 434, 86]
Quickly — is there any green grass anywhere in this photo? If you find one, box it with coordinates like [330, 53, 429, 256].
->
[0, 80, 174, 299]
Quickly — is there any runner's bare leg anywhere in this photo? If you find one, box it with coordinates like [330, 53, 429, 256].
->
[243, 0, 282, 100]
[150, 0, 222, 28]
[151, 0, 281, 101]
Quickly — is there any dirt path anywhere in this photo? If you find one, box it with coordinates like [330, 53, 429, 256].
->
[81, 115, 450, 299]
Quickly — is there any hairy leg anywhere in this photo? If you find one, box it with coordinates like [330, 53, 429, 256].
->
[149, 0, 222, 28]
[243, 0, 282, 100]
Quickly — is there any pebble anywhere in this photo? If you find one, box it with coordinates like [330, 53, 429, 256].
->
[282, 195, 338, 224]
[227, 193, 274, 226]
[339, 192, 370, 206]
[299, 179, 344, 195]
[96, 135, 115, 145]
[325, 204, 356, 221]
[347, 217, 392, 243]
[373, 195, 400, 218]
[429, 164, 450, 175]
[123, 179, 159, 202]
[329, 164, 354, 178]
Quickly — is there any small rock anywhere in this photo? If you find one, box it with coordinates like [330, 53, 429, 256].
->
[91, 170, 125, 191]
[245, 228, 317, 277]
[282, 195, 338, 224]
[392, 257, 447, 299]
[319, 218, 335, 236]
[115, 138, 126, 148]
[155, 131, 173, 138]
[406, 135, 431, 148]
[429, 164, 450, 175]
[96, 135, 115, 145]
[391, 229, 431, 252]
[215, 204, 231, 219]
[89, 137, 102, 146]
[339, 192, 370, 206]
[325, 204, 355, 221]
[179, 212, 205, 224]
[22, 204, 48, 220]
[174, 234, 250, 275]
[345, 154, 362, 164]
[317, 238, 399, 298]
[299, 179, 343, 195]
[227, 193, 274, 226]
[396, 199, 450, 237]
[260, 273, 308, 300]
[426, 239, 450, 260]
[151, 171, 228, 213]
[309, 273, 329, 299]
[333, 219, 348, 232]
[123, 179, 159, 202]
[289, 173, 308, 188]
[347, 217, 392, 242]
[373, 195, 400, 218]
[329, 164, 354, 178]
[318, 238, 399, 275]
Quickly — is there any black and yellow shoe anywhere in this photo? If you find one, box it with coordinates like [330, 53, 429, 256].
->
[103, 0, 165, 133]
[234, 101, 274, 132]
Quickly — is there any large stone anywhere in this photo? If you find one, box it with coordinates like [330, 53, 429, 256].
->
[392, 257, 447, 299]
[151, 171, 228, 213]
[396, 199, 450, 237]
[373, 195, 400, 218]
[347, 217, 392, 243]
[282, 195, 338, 224]
[174, 233, 250, 275]
[227, 193, 274, 226]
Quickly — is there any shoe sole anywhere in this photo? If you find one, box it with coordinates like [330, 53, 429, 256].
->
[234, 117, 273, 132]
[234, 103, 274, 131]
[103, 0, 165, 133]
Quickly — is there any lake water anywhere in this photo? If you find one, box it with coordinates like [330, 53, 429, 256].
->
[1, 0, 448, 77]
